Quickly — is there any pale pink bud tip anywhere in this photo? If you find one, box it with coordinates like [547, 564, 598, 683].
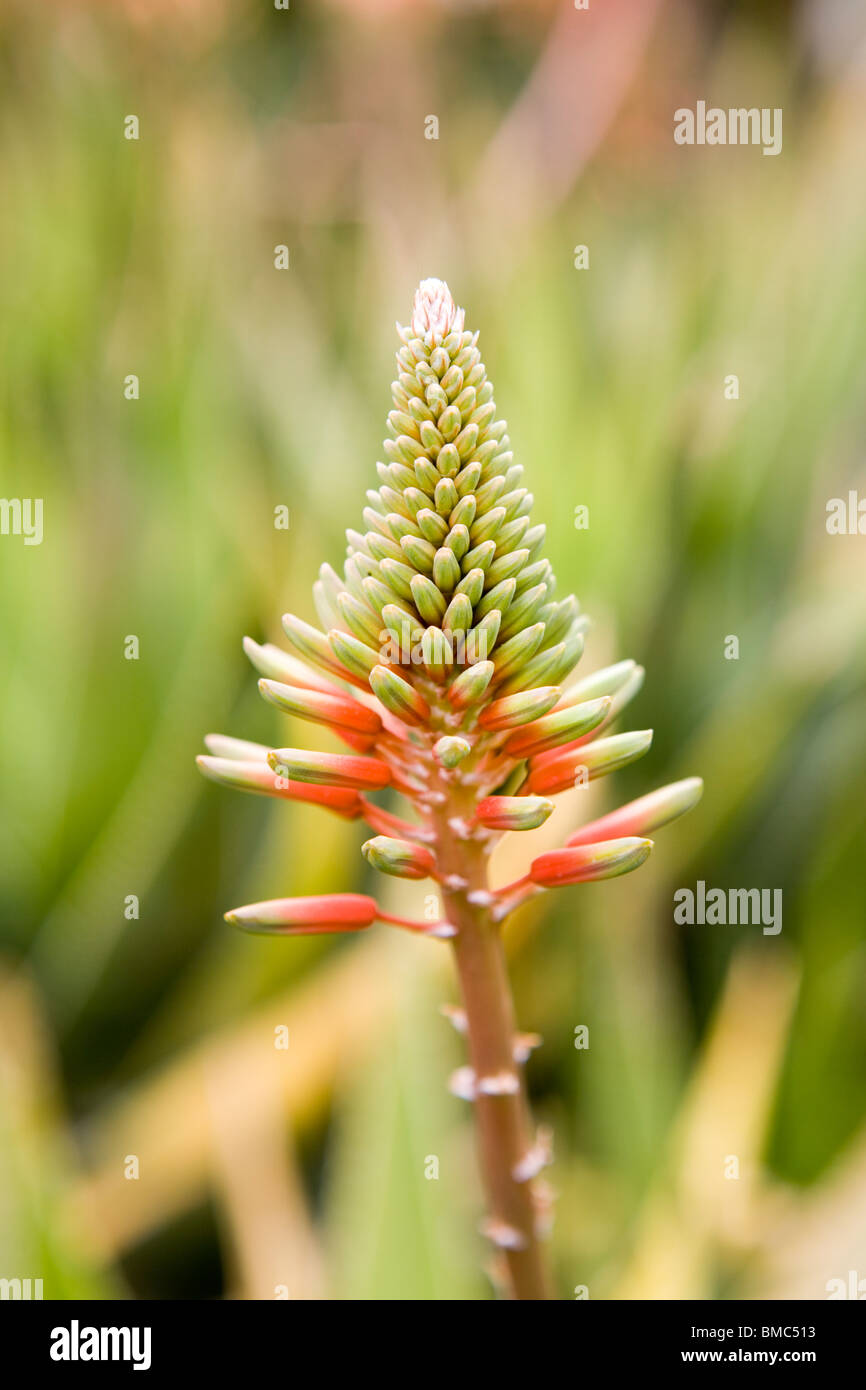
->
[407, 277, 465, 345]
[225, 893, 378, 934]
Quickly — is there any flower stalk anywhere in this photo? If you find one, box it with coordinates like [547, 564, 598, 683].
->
[197, 279, 702, 1300]
[432, 789, 554, 1299]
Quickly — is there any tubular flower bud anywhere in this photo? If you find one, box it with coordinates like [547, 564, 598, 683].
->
[476, 796, 555, 831]
[567, 778, 704, 848]
[448, 660, 495, 707]
[242, 635, 339, 695]
[225, 894, 379, 934]
[478, 687, 561, 730]
[281, 612, 363, 688]
[196, 755, 362, 817]
[257, 678, 383, 736]
[527, 730, 653, 796]
[369, 663, 430, 725]
[503, 696, 610, 757]
[203, 734, 270, 762]
[529, 838, 654, 888]
[557, 658, 637, 706]
[267, 747, 391, 791]
[361, 836, 437, 880]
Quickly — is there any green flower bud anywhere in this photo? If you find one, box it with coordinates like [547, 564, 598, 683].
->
[329, 628, 379, 680]
[475, 795, 554, 831]
[491, 622, 546, 681]
[528, 730, 653, 796]
[282, 612, 358, 685]
[379, 557, 417, 600]
[475, 577, 516, 621]
[432, 546, 461, 592]
[470, 505, 506, 546]
[479, 686, 561, 730]
[437, 442, 461, 476]
[410, 573, 447, 624]
[443, 592, 473, 634]
[336, 591, 381, 645]
[455, 461, 482, 496]
[434, 477, 458, 513]
[454, 567, 485, 605]
[485, 547, 530, 588]
[403, 486, 431, 517]
[369, 664, 430, 725]
[462, 538, 496, 573]
[362, 836, 437, 880]
[414, 457, 440, 492]
[433, 735, 472, 769]
[504, 695, 611, 757]
[448, 659, 495, 708]
[401, 534, 437, 573]
[449, 495, 476, 529]
[471, 610, 501, 658]
[269, 746, 390, 790]
[497, 583, 548, 642]
[416, 508, 449, 545]
[443, 523, 470, 560]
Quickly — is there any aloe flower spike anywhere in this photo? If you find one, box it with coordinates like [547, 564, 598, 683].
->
[197, 278, 702, 1301]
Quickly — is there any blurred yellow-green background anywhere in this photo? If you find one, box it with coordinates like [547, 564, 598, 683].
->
[1, 0, 865, 1300]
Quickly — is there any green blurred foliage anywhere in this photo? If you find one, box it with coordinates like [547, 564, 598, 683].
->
[0, 0, 864, 1299]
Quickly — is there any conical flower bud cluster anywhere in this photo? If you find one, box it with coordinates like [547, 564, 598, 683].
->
[327, 278, 576, 695]
[198, 279, 701, 931]
[197, 281, 703, 1300]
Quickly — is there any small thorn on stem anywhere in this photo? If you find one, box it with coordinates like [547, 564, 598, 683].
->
[477, 1070, 521, 1096]
[448, 1066, 520, 1099]
[512, 1125, 554, 1183]
[479, 1216, 529, 1252]
[448, 1065, 477, 1100]
[466, 888, 496, 907]
[531, 1179, 557, 1239]
[513, 1031, 543, 1063]
[447, 815, 475, 839]
[440, 1003, 468, 1034]
[378, 911, 457, 939]
[427, 921, 458, 939]
[491, 885, 540, 923]
[484, 1252, 511, 1300]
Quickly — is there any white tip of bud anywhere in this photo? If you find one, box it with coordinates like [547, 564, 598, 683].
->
[407, 278, 465, 346]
